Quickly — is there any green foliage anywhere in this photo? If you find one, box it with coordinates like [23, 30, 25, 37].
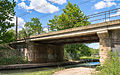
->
[48, 2, 90, 31]
[80, 56, 99, 60]
[64, 44, 91, 60]
[0, 67, 65, 75]
[0, 56, 28, 65]
[97, 51, 120, 75]
[0, 29, 15, 43]
[48, 2, 91, 60]
[0, 44, 28, 65]
[90, 48, 99, 55]
[19, 17, 43, 38]
[96, 66, 103, 71]
[0, 0, 16, 43]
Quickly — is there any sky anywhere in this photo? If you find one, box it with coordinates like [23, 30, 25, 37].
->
[9, 0, 120, 49]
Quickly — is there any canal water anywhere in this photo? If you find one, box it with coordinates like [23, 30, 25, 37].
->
[0, 62, 100, 75]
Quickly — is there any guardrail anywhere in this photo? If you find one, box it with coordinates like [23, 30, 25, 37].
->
[88, 8, 120, 24]
[43, 8, 120, 29]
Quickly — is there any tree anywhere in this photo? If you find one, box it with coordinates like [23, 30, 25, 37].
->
[65, 44, 91, 60]
[0, 29, 15, 43]
[0, 0, 16, 43]
[48, 2, 90, 31]
[26, 18, 42, 35]
[19, 17, 43, 39]
[48, 2, 91, 60]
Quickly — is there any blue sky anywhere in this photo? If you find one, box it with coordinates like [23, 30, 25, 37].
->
[10, 0, 120, 49]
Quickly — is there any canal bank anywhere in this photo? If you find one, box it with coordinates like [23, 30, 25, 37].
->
[0, 59, 99, 70]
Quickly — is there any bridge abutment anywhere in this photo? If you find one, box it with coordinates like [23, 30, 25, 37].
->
[97, 30, 120, 65]
[27, 42, 64, 63]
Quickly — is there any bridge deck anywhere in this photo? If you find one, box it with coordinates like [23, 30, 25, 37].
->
[15, 19, 120, 44]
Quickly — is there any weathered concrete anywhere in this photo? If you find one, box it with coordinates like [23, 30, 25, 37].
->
[97, 30, 111, 64]
[97, 30, 120, 64]
[26, 42, 64, 63]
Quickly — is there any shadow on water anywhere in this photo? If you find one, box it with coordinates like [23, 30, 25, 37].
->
[0, 62, 100, 75]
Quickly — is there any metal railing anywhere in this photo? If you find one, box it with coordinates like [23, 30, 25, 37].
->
[43, 8, 120, 29]
[87, 8, 120, 24]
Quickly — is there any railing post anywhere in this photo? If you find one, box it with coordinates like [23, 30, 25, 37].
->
[109, 10, 110, 21]
[105, 11, 106, 22]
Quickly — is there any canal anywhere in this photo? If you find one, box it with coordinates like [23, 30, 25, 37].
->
[0, 62, 100, 75]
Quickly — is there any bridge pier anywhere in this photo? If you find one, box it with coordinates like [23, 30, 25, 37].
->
[27, 42, 64, 63]
[97, 30, 120, 65]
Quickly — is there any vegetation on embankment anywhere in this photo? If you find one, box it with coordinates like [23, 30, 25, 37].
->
[0, 67, 65, 75]
[96, 51, 120, 75]
[80, 56, 99, 60]
[20, 67, 64, 75]
[64, 44, 99, 60]
[0, 44, 28, 65]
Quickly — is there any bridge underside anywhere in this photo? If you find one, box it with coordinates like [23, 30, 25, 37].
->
[34, 34, 99, 44]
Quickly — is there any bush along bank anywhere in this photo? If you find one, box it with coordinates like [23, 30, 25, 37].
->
[96, 51, 120, 75]
[0, 44, 28, 65]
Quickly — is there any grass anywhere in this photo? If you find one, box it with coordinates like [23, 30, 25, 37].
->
[96, 51, 120, 75]
[0, 44, 28, 65]
[22, 68, 64, 75]
[80, 56, 99, 60]
[0, 67, 65, 75]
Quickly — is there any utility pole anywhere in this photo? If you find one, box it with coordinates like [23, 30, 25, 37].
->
[16, 17, 18, 40]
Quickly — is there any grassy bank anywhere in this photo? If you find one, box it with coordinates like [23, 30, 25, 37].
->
[96, 51, 120, 75]
[80, 56, 99, 60]
[0, 67, 65, 75]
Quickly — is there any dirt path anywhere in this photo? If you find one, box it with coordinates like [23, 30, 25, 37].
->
[53, 67, 96, 75]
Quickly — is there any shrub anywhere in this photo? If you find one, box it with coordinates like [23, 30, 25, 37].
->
[97, 51, 120, 75]
[64, 44, 91, 60]
[96, 66, 103, 71]
[0, 56, 28, 65]
[0, 44, 28, 65]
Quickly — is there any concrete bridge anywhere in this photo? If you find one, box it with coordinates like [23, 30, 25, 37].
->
[10, 19, 120, 64]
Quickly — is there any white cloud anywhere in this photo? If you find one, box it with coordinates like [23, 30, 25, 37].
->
[86, 43, 99, 49]
[103, 0, 114, 1]
[18, 2, 29, 10]
[111, 9, 120, 17]
[18, 0, 60, 13]
[43, 28, 49, 33]
[29, 0, 60, 13]
[107, 1, 116, 7]
[94, 1, 116, 9]
[94, 1, 106, 9]
[15, 0, 18, 2]
[48, 0, 66, 5]
[21, 0, 26, 1]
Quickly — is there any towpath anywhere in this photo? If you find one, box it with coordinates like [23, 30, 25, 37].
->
[53, 67, 96, 75]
